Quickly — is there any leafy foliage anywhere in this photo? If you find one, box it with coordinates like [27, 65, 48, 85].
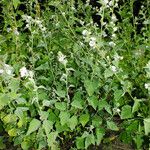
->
[0, 0, 150, 149]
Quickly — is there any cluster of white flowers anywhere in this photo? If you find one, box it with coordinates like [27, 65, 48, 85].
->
[111, 65, 117, 72]
[0, 64, 14, 76]
[19, 66, 34, 78]
[82, 29, 97, 48]
[22, 15, 46, 32]
[57, 51, 68, 65]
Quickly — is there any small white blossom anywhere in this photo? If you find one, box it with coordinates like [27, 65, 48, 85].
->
[111, 66, 117, 72]
[58, 51, 67, 65]
[90, 37, 96, 41]
[0, 69, 4, 74]
[112, 34, 116, 38]
[41, 27, 46, 32]
[89, 37, 96, 48]
[14, 28, 19, 36]
[20, 67, 29, 78]
[82, 30, 88, 36]
[62, 12, 65, 16]
[7, 28, 11, 32]
[4, 64, 14, 75]
[113, 27, 118, 32]
[145, 83, 150, 89]
[109, 41, 116, 47]
[112, 14, 117, 22]
[89, 40, 96, 48]
[103, 0, 109, 5]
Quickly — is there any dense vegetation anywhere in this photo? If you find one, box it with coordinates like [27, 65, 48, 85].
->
[0, 0, 150, 149]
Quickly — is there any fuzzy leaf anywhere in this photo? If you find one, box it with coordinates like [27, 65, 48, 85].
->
[121, 105, 133, 119]
[107, 121, 119, 131]
[87, 96, 98, 110]
[76, 137, 85, 149]
[79, 114, 90, 127]
[59, 111, 70, 126]
[55, 102, 67, 111]
[144, 118, 150, 135]
[68, 115, 78, 130]
[84, 79, 99, 96]
[26, 119, 41, 135]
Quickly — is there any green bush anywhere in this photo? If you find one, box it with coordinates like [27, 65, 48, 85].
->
[0, 0, 150, 149]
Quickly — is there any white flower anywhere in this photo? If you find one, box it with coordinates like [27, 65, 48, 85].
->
[58, 51, 67, 65]
[0, 69, 4, 74]
[90, 37, 96, 41]
[20, 67, 29, 77]
[4, 64, 14, 75]
[112, 34, 116, 38]
[113, 27, 118, 32]
[103, 0, 109, 5]
[112, 14, 117, 22]
[7, 28, 11, 32]
[41, 27, 46, 32]
[111, 66, 117, 72]
[109, 41, 116, 47]
[145, 83, 150, 89]
[109, 1, 113, 6]
[14, 28, 19, 36]
[82, 30, 88, 36]
[89, 40, 96, 47]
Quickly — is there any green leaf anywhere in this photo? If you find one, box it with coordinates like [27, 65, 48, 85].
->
[40, 111, 49, 120]
[85, 134, 95, 149]
[13, 0, 20, 9]
[55, 102, 67, 111]
[71, 91, 84, 109]
[87, 96, 98, 110]
[55, 89, 66, 98]
[84, 79, 99, 96]
[133, 135, 143, 149]
[47, 132, 58, 148]
[132, 100, 140, 113]
[98, 100, 108, 110]
[26, 119, 41, 135]
[43, 120, 53, 136]
[59, 111, 70, 126]
[8, 128, 17, 137]
[104, 68, 114, 79]
[8, 78, 20, 92]
[95, 128, 105, 145]
[121, 105, 133, 119]
[107, 121, 119, 131]
[68, 115, 78, 130]
[0, 137, 6, 149]
[76, 137, 85, 149]
[35, 62, 49, 70]
[0, 93, 10, 110]
[3, 114, 17, 123]
[144, 118, 150, 135]
[79, 114, 90, 127]
[114, 90, 124, 101]
[21, 141, 30, 150]
[92, 116, 102, 127]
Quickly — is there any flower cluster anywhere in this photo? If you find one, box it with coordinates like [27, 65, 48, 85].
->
[0, 64, 14, 76]
[82, 29, 97, 48]
[19, 67, 34, 78]
[57, 51, 68, 65]
[22, 15, 46, 32]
